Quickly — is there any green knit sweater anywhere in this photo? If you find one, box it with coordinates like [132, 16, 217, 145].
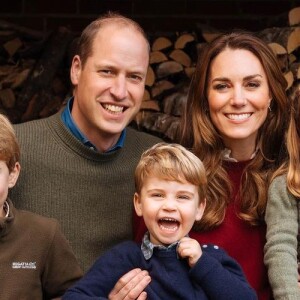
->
[264, 175, 300, 300]
[10, 112, 162, 271]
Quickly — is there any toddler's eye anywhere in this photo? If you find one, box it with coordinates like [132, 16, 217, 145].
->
[178, 195, 190, 200]
[151, 193, 163, 198]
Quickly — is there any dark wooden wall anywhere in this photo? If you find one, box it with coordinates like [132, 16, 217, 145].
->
[1, 0, 300, 35]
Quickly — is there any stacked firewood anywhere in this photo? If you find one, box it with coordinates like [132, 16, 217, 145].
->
[133, 32, 199, 141]
[0, 7, 299, 141]
[0, 21, 75, 123]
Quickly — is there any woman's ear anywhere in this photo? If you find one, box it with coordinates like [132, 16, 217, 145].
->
[195, 198, 206, 221]
[133, 193, 143, 217]
[8, 162, 20, 188]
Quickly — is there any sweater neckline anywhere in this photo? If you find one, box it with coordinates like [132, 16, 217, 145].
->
[45, 112, 122, 162]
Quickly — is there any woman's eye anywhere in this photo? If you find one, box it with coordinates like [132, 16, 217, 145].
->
[247, 81, 260, 88]
[214, 83, 228, 90]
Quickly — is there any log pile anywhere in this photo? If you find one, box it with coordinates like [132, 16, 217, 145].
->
[0, 20, 74, 123]
[133, 32, 199, 141]
[0, 7, 299, 141]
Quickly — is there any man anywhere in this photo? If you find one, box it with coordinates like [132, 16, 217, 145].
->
[11, 12, 160, 298]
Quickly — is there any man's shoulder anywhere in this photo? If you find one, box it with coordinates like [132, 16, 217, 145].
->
[14, 112, 60, 134]
[13, 113, 63, 148]
[126, 126, 163, 145]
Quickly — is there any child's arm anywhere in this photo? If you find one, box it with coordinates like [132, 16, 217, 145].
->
[41, 220, 83, 298]
[264, 175, 300, 299]
[63, 269, 149, 300]
[177, 236, 202, 267]
[178, 237, 257, 300]
[107, 268, 149, 300]
[62, 241, 149, 300]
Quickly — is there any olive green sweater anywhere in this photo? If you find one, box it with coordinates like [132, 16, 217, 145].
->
[11, 112, 162, 271]
[264, 175, 300, 300]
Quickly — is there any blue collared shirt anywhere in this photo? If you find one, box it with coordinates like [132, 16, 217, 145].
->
[61, 98, 126, 152]
[141, 231, 180, 260]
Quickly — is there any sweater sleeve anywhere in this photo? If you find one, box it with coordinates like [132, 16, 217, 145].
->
[42, 220, 83, 298]
[189, 244, 257, 300]
[62, 241, 141, 300]
[264, 175, 300, 300]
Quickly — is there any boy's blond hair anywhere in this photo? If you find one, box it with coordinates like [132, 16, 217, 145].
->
[0, 114, 20, 172]
[135, 143, 207, 201]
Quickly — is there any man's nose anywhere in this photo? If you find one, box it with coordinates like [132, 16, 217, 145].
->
[110, 76, 128, 100]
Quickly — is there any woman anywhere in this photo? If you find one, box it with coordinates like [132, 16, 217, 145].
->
[264, 90, 300, 299]
[134, 31, 289, 300]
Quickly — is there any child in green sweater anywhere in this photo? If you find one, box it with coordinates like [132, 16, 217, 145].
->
[264, 90, 300, 299]
[0, 113, 83, 299]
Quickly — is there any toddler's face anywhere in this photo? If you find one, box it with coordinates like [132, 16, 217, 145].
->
[134, 176, 205, 246]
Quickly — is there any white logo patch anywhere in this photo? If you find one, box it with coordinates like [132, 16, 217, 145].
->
[12, 262, 37, 269]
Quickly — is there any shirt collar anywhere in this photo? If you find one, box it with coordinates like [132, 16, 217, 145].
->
[61, 97, 126, 152]
[141, 231, 180, 260]
[3, 201, 9, 218]
[222, 147, 257, 162]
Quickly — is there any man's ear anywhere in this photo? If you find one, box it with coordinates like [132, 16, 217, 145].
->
[195, 198, 206, 222]
[8, 162, 20, 189]
[133, 193, 143, 217]
[70, 55, 82, 85]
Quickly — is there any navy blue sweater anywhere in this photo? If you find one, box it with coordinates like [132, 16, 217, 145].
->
[63, 241, 257, 300]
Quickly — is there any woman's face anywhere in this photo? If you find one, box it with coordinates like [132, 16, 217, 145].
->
[207, 48, 271, 156]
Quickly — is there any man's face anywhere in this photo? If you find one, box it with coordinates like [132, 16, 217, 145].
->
[70, 24, 149, 151]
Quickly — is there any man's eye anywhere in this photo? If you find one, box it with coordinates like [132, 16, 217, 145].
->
[100, 70, 112, 75]
[130, 75, 143, 82]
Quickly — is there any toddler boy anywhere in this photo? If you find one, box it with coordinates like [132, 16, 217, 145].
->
[63, 143, 256, 299]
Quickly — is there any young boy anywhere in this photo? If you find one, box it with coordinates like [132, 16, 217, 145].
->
[0, 113, 83, 299]
[63, 143, 256, 300]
